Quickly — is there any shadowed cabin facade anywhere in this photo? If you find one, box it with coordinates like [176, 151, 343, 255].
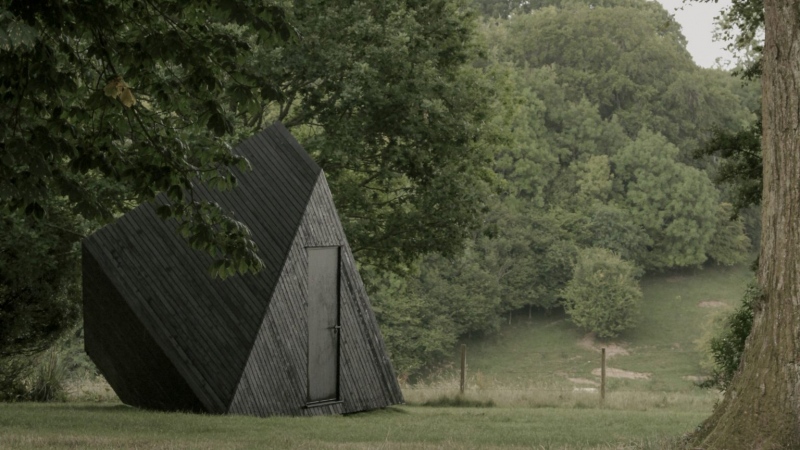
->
[82, 123, 404, 416]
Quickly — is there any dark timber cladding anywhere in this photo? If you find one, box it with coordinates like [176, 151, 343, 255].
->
[83, 122, 404, 416]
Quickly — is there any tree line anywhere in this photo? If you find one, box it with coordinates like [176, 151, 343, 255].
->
[368, 0, 760, 377]
[0, 0, 765, 423]
[0, 0, 499, 390]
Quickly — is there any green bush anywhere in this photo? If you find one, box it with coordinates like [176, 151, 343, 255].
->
[29, 350, 68, 402]
[1, 351, 68, 402]
[0, 357, 30, 402]
[561, 247, 642, 338]
[701, 281, 760, 390]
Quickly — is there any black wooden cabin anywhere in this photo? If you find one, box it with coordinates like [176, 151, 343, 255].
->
[82, 123, 404, 416]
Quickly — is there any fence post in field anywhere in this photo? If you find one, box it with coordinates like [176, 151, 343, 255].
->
[600, 347, 606, 405]
[460, 344, 467, 395]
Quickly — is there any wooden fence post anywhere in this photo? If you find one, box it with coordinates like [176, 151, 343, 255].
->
[460, 344, 467, 395]
[600, 347, 606, 405]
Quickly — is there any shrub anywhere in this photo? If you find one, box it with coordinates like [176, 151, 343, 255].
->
[1, 351, 68, 402]
[29, 350, 68, 402]
[701, 281, 760, 390]
[561, 247, 642, 338]
[0, 357, 30, 402]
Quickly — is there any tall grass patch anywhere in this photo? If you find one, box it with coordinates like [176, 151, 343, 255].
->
[403, 377, 720, 411]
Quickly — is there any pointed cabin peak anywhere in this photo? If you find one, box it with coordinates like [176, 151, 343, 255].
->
[82, 123, 403, 417]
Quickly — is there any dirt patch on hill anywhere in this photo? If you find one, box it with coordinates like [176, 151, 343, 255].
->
[578, 332, 630, 358]
[573, 387, 598, 393]
[591, 367, 651, 380]
[698, 301, 729, 308]
[683, 375, 710, 383]
[568, 377, 600, 387]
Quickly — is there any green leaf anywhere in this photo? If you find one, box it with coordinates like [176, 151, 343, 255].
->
[29, 155, 51, 177]
[5, 18, 39, 50]
[24, 202, 45, 219]
[1, 152, 14, 167]
[167, 185, 184, 201]
[0, 24, 10, 52]
[207, 111, 227, 137]
[155, 204, 172, 218]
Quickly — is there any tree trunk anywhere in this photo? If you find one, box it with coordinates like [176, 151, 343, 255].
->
[693, 0, 800, 448]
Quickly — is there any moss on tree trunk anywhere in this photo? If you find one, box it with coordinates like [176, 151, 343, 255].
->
[692, 0, 800, 448]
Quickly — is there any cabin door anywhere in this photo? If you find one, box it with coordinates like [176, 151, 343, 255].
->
[307, 246, 340, 403]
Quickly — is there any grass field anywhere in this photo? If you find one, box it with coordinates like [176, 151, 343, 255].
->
[404, 263, 752, 408]
[0, 403, 705, 449]
[0, 263, 752, 449]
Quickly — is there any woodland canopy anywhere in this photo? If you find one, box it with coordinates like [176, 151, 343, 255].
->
[1, 0, 761, 393]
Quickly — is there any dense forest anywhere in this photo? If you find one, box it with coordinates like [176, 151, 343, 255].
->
[0, 0, 759, 392]
[368, 0, 760, 376]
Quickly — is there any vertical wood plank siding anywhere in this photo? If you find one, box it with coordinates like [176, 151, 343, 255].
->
[83, 246, 206, 412]
[228, 174, 403, 416]
[83, 123, 402, 417]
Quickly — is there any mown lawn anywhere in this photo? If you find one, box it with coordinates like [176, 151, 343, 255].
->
[0, 402, 704, 449]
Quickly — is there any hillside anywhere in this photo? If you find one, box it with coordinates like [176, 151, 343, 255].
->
[405, 263, 752, 409]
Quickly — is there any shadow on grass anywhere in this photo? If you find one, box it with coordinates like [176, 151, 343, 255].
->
[60, 404, 135, 413]
[343, 405, 410, 419]
[421, 394, 495, 408]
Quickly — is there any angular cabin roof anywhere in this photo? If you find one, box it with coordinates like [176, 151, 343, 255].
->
[83, 123, 328, 412]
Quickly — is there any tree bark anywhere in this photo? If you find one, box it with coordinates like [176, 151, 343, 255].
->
[693, 0, 800, 448]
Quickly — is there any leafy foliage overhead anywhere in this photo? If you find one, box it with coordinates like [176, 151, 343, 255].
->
[268, 0, 499, 270]
[697, 119, 763, 214]
[0, 0, 299, 366]
[0, 0, 298, 276]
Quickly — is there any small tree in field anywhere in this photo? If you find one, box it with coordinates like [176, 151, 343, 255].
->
[561, 248, 642, 338]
